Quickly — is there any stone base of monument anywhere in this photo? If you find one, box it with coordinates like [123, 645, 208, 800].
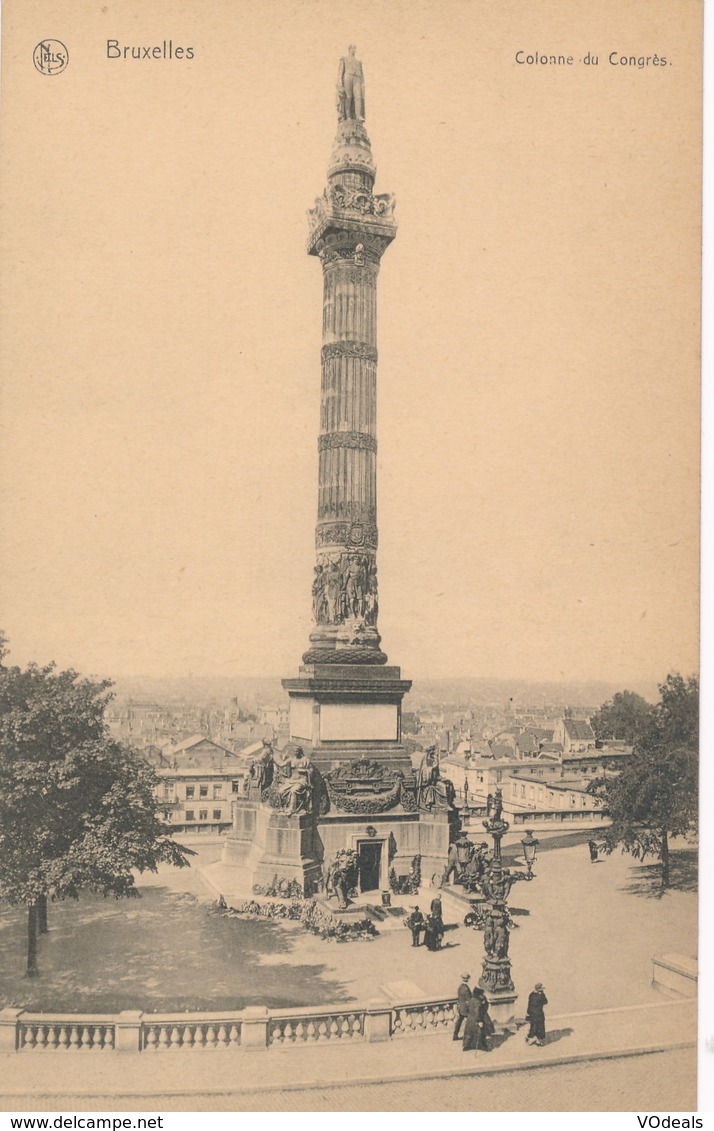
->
[223, 801, 323, 898]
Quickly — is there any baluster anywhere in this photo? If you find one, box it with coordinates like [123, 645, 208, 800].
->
[316, 1020, 327, 1041]
[157, 1025, 169, 1051]
[38, 1025, 50, 1049]
[216, 1024, 228, 1046]
[294, 1022, 305, 1042]
[340, 1017, 350, 1037]
[352, 1015, 362, 1037]
[169, 1026, 181, 1051]
[329, 1018, 339, 1039]
[284, 1022, 294, 1043]
[58, 1025, 70, 1050]
[144, 1027, 157, 1052]
[306, 1021, 317, 1042]
[183, 1025, 196, 1050]
[228, 1024, 240, 1046]
[204, 1025, 216, 1048]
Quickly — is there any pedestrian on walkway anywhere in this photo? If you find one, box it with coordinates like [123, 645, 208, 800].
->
[474, 988, 495, 1050]
[588, 840, 599, 863]
[405, 905, 425, 947]
[462, 988, 493, 1052]
[423, 912, 442, 951]
[453, 973, 472, 1041]
[525, 982, 548, 1046]
[430, 894, 444, 933]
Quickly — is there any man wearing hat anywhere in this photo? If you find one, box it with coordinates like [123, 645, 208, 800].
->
[453, 972, 472, 1040]
[525, 982, 548, 1046]
[405, 905, 426, 947]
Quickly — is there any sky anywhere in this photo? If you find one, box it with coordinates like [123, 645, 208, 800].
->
[0, 0, 702, 686]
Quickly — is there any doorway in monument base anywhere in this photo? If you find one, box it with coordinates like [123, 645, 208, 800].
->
[357, 840, 382, 893]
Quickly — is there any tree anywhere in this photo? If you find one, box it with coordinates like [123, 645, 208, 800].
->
[0, 635, 194, 974]
[590, 690, 654, 746]
[588, 673, 698, 890]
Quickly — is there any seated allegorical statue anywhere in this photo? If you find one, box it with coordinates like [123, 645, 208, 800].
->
[417, 746, 456, 812]
[275, 746, 314, 817]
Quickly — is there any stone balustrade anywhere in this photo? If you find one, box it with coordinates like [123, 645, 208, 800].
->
[269, 1006, 365, 1046]
[13, 1013, 116, 1053]
[391, 998, 458, 1038]
[141, 1014, 243, 1052]
[0, 996, 459, 1053]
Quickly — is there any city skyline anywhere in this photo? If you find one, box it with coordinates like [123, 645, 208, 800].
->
[0, 1, 700, 688]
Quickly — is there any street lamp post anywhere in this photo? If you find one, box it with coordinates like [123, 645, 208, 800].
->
[521, 829, 540, 879]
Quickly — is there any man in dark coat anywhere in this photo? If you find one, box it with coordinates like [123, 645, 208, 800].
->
[405, 905, 425, 947]
[525, 982, 548, 1045]
[453, 973, 472, 1041]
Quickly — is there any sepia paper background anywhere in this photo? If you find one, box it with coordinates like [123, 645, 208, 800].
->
[0, 0, 704, 1113]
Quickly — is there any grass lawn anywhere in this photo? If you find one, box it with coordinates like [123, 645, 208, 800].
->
[0, 845, 349, 1013]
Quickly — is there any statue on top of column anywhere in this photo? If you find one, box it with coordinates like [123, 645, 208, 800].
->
[337, 45, 366, 122]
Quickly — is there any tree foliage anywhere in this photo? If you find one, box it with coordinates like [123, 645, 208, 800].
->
[588, 673, 698, 889]
[0, 635, 193, 935]
[590, 689, 654, 745]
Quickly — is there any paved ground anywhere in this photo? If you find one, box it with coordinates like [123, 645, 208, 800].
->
[0, 839, 697, 1017]
[25, 1050, 689, 1113]
[0, 1000, 697, 1111]
[203, 838, 697, 1015]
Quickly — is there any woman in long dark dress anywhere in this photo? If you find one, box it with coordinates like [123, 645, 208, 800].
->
[423, 913, 439, 951]
[462, 990, 494, 1051]
[525, 983, 548, 1045]
[461, 996, 482, 1051]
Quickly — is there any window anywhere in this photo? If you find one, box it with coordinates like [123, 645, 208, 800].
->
[186, 810, 195, 821]
[213, 785, 222, 799]
[520, 785, 525, 798]
[496, 771, 502, 783]
[232, 781, 240, 793]
[213, 809, 222, 820]
[163, 784, 172, 798]
[186, 786, 195, 799]
[199, 785, 209, 798]
[199, 809, 208, 820]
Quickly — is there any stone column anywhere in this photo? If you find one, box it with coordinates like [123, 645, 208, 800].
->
[304, 117, 397, 666]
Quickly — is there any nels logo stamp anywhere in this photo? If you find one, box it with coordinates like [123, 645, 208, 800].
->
[33, 40, 69, 76]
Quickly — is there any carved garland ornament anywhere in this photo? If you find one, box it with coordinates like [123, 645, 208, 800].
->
[322, 342, 377, 362]
[325, 759, 404, 814]
[317, 521, 378, 549]
[318, 432, 377, 453]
